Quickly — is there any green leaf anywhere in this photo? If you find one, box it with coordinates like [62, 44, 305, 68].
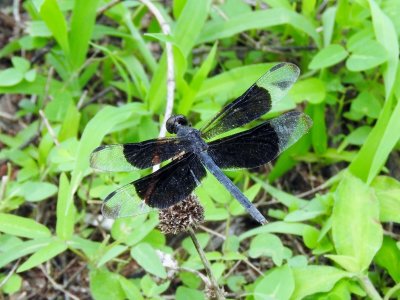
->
[39, 0, 70, 55]
[239, 221, 312, 241]
[11, 57, 30, 73]
[130, 243, 167, 278]
[249, 233, 285, 266]
[0, 68, 24, 87]
[22, 181, 58, 202]
[197, 8, 320, 47]
[69, 0, 100, 70]
[97, 245, 128, 267]
[24, 69, 37, 82]
[0, 274, 22, 295]
[176, 286, 205, 300]
[369, 0, 399, 98]
[309, 44, 348, 70]
[374, 236, 400, 282]
[90, 269, 125, 300]
[119, 276, 143, 300]
[178, 42, 218, 115]
[346, 39, 387, 71]
[331, 173, 383, 272]
[371, 176, 400, 223]
[254, 265, 294, 300]
[56, 173, 75, 240]
[17, 239, 67, 272]
[0, 213, 51, 239]
[147, 0, 211, 112]
[321, 7, 337, 47]
[0, 238, 52, 268]
[289, 78, 326, 104]
[291, 266, 350, 300]
[350, 91, 382, 119]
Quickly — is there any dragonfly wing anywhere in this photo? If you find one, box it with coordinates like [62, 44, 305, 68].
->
[201, 63, 300, 140]
[207, 111, 312, 169]
[101, 153, 207, 219]
[90, 137, 191, 172]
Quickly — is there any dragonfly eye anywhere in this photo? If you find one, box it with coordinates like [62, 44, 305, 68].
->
[166, 115, 189, 134]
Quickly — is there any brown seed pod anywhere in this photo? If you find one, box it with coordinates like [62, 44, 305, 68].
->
[158, 194, 204, 235]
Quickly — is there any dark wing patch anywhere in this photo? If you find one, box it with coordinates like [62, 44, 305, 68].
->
[90, 137, 192, 172]
[200, 62, 300, 140]
[133, 153, 207, 209]
[207, 111, 312, 170]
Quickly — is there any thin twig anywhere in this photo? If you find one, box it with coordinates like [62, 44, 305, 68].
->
[39, 265, 80, 300]
[96, 0, 123, 18]
[76, 90, 88, 110]
[384, 282, 400, 300]
[0, 111, 18, 121]
[39, 110, 60, 146]
[188, 227, 225, 300]
[80, 87, 114, 109]
[139, 0, 175, 171]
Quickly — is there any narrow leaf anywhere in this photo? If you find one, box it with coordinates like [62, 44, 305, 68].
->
[0, 214, 51, 239]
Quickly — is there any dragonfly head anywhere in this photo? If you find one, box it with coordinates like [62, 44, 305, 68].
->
[166, 115, 190, 134]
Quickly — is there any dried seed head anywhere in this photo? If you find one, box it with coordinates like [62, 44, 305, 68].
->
[159, 194, 204, 234]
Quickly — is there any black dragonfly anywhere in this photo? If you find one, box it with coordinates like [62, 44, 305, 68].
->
[90, 62, 312, 225]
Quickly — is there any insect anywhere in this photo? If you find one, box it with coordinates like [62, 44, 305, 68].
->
[90, 62, 312, 224]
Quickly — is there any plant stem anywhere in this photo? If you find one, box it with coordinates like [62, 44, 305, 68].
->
[188, 227, 225, 300]
[357, 275, 383, 300]
[384, 282, 400, 300]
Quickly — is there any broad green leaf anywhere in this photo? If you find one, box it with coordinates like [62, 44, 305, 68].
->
[309, 44, 348, 70]
[0, 273, 22, 294]
[0, 68, 24, 87]
[90, 269, 125, 300]
[374, 236, 400, 282]
[22, 181, 58, 202]
[17, 239, 67, 272]
[69, 0, 100, 70]
[176, 286, 205, 300]
[249, 233, 285, 266]
[350, 91, 382, 119]
[371, 176, 400, 223]
[130, 243, 167, 278]
[39, 0, 70, 55]
[346, 40, 387, 71]
[0, 238, 52, 268]
[290, 78, 326, 104]
[291, 266, 350, 300]
[254, 265, 294, 300]
[140, 274, 170, 297]
[120, 277, 143, 300]
[12, 57, 30, 73]
[0, 214, 51, 239]
[197, 8, 320, 47]
[331, 173, 383, 272]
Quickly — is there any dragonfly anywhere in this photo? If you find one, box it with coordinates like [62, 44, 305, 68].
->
[90, 62, 312, 225]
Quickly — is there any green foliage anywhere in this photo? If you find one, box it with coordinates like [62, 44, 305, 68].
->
[0, 0, 400, 299]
